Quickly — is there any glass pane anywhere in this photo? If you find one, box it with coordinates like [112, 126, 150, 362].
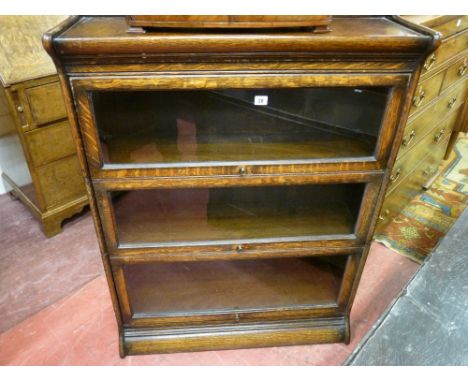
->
[125, 256, 347, 318]
[92, 87, 388, 165]
[111, 184, 364, 245]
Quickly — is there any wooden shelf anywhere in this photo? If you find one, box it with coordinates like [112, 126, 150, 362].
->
[104, 137, 374, 164]
[112, 184, 364, 245]
[125, 256, 346, 318]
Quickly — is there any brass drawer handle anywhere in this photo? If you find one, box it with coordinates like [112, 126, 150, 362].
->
[15, 102, 29, 129]
[412, 88, 426, 107]
[423, 166, 436, 176]
[238, 167, 247, 175]
[402, 129, 416, 146]
[390, 168, 401, 183]
[424, 53, 437, 71]
[378, 209, 390, 221]
[434, 128, 446, 143]
[236, 244, 244, 252]
[448, 97, 457, 109]
[458, 59, 467, 77]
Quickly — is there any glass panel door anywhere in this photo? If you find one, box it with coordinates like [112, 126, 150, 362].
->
[110, 183, 365, 246]
[91, 87, 389, 165]
[124, 255, 348, 318]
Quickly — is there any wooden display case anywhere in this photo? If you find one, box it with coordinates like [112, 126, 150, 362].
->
[44, 16, 437, 356]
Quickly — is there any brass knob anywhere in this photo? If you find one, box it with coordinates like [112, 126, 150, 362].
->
[16, 105, 24, 113]
[448, 97, 457, 109]
[378, 209, 390, 221]
[434, 128, 446, 143]
[424, 53, 437, 71]
[412, 88, 426, 107]
[458, 59, 467, 77]
[402, 130, 416, 147]
[423, 166, 435, 176]
[238, 167, 247, 175]
[389, 168, 401, 183]
[236, 244, 244, 252]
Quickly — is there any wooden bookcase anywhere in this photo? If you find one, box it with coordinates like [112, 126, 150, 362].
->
[44, 16, 437, 356]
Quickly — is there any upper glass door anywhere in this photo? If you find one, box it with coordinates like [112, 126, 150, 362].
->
[91, 87, 388, 165]
[73, 73, 408, 174]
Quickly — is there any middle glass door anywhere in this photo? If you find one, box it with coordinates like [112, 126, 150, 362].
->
[107, 183, 366, 247]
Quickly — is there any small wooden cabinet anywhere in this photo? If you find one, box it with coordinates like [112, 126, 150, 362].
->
[44, 16, 436, 356]
[377, 15, 468, 230]
[0, 16, 88, 237]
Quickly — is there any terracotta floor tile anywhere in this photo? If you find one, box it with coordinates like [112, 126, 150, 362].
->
[343, 242, 419, 349]
[0, 194, 102, 334]
[270, 342, 351, 366]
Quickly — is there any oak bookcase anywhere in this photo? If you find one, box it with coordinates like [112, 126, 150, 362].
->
[44, 16, 436, 356]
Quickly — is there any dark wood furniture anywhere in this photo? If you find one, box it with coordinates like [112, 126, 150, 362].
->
[0, 16, 88, 237]
[376, 15, 468, 230]
[44, 16, 437, 356]
[126, 15, 332, 32]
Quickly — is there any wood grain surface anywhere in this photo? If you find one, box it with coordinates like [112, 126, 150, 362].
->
[43, 15, 437, 356]
[0, 16, 67, 86]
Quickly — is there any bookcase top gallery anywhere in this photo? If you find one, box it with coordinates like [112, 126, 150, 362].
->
[43, 16, 438, 61]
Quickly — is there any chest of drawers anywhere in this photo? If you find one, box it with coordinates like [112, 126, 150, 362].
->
[0, 16, 88, 237]
[377, 15, 468, 230]
[44, 16, 435, 356]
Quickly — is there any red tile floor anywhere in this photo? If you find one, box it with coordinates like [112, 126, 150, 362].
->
[0, 193, 420, 365]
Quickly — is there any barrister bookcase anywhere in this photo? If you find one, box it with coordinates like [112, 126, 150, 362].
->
[44, 16, 436, 356]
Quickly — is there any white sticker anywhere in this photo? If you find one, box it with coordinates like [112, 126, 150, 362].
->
[254, 95, 268, 106]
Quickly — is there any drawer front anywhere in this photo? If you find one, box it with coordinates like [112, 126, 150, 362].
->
[441, 54, 467, 92]
[389, 117, 455, 194]
[403, 79, 467, 143]
[25, 82, 67, 126]
[432, 16, 468, 38]
[376, 134, 450, 230]
[422, 30, 468, 76]
[36, 155, 86, 209]
[72, 73, 409, 177]
[399, 106, 461, 158]
[25, 121, 77, 167]
[409, 70, 445, 116]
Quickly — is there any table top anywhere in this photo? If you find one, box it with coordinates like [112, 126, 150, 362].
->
[0, 16, 68, 86]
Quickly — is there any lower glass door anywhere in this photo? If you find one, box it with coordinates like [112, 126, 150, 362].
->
[123, 255, 348, 319]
